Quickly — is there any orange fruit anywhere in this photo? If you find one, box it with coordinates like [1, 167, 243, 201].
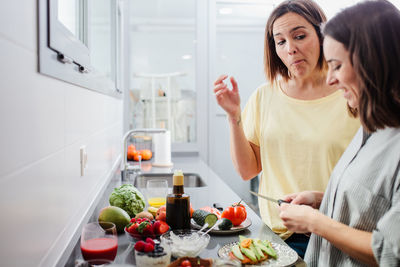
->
[190, 203, 194, 218]
[133, 151, 141, 161]
[127, 145, 137, 160]
[128, 150, 139, 161]
[140, 149, 153, 161]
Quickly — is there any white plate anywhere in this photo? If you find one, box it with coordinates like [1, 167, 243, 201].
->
[218, 241, 298, 267]
[191, 218, 252, 234]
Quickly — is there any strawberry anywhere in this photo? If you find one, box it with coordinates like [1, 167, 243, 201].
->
[134, 240, 146, 252]
[127, 222, 139, 235]
[130, 218, 136, 223]
[158, 221, 170, 234]
[137, 221, 149, 233]
[152, 221, 161, 235]
[138, 221, 153, 236]
[142, 224, 154, 236]
[145, 237, 155, 246]
[144, 242, 154, 253]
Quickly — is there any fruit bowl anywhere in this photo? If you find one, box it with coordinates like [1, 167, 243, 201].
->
[124, 227, 162, 242]
[161, 229, 210, 258]
[124, 218, 170, 242]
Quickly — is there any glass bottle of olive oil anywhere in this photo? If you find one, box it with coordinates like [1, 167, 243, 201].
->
[166, 170, 191, 230]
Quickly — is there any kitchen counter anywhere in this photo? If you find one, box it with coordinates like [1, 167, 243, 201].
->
[64, 157, 305, 266]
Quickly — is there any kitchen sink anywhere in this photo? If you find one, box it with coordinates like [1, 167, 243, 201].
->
[133, 173, 206, 188]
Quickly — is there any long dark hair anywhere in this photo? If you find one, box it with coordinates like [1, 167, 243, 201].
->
[323, 0, 400, 132]
[264, 0, 327, 82]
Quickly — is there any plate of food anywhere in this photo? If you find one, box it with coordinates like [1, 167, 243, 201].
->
[191, 218, 252, 234]
[218, 237, 298, 267]
[191, 204, 251, 235]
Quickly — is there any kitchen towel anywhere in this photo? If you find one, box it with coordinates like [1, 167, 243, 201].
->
[152, 131, 173, 167]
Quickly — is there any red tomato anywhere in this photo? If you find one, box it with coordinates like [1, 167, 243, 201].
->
[221, 202, 247, 226]
[180, 259, 192, 267]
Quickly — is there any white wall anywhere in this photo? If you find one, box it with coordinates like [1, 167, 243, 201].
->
[209, 29, 266, 202]
[0, 1, 124, 266]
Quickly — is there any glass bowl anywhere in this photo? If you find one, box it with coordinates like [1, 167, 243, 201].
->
[160, 229, 210, 258]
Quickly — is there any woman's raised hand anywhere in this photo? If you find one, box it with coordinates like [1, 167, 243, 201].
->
[213, 74, 241, 118]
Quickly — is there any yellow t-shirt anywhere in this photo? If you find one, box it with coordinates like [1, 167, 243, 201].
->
[242, 83, 360, 239]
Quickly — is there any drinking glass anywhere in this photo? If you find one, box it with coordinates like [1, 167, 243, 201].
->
[146, 179, 168, 208]
[80, 222, 118, 264]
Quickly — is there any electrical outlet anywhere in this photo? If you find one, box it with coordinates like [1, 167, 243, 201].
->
[80, 146, 88, 176]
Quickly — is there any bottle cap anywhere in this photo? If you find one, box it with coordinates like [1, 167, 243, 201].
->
[173, 169, 184, 186]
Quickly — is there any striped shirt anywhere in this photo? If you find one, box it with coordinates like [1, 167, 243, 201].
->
[305, 127, 400, 266]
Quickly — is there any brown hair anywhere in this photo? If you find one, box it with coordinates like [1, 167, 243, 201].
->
[323, 0, 400, 132]
[264, 0, 327, 82]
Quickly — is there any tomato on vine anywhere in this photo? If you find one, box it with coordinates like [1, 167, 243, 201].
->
[221, 200, 247, 226]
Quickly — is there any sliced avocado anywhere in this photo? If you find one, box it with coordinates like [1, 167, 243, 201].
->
[240, 247, 257, 262]
[261, 240, 277, 259]
[231, 244, 244, 260]
[250, 242, 263, 260]
[254, 239, 270, 255]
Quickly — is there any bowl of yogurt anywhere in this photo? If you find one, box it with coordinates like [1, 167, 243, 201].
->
[160, 229, 210, 258]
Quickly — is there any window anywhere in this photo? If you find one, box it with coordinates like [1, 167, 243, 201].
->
[128, 0, 199, 150]
[39, 0, 123, 97]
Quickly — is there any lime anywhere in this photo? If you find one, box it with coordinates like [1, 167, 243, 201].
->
[204, 213, 218, 227]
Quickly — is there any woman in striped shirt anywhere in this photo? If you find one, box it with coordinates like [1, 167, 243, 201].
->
[278, 1, 400, 266]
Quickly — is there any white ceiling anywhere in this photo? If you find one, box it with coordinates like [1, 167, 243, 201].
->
[129, 0, 400, 27]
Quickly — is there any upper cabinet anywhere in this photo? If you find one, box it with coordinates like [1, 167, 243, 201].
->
[38, 0, 124, 97]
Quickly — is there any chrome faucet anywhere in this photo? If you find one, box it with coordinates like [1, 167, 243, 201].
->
[121, 128, 166, 181]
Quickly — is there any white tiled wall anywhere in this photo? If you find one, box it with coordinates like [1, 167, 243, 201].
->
[0, 1, 123, 266]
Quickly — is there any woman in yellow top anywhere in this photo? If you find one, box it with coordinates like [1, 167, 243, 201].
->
[213, 0, 359, 258]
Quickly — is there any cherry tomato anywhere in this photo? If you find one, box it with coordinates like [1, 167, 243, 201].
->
[180, 259, 192, 267]
[221, 201, 247, 226]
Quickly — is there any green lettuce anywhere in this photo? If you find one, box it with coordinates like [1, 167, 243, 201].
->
[109, 184, 145, 217]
